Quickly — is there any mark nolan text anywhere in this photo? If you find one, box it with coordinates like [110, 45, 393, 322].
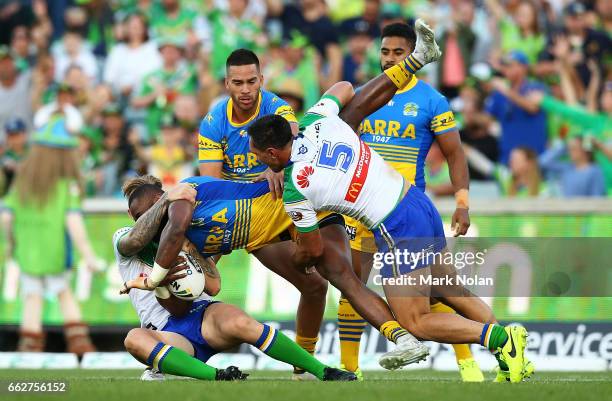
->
[374, 274, 494, 287]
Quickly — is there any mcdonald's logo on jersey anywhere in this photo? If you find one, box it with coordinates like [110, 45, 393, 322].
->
[344, 141, 371, 202]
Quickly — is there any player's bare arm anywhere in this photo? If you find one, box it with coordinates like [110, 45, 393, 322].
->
[117, 192, 171, 257]
[120, 200, 194, 292]
[119, 255, 189, 295]
[198, 161, 223, 178]
[339, 74, 401, 132]
[118, 184, 197, 257]
[183, 240, 221, 296]
[155, 261, 193, 317]
[436, 133, 471, 236]
[154, 200, 194, 275]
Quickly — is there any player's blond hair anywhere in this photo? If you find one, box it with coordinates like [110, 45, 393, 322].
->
[14, 145, 82, 206]
[121, 174, 162, 199]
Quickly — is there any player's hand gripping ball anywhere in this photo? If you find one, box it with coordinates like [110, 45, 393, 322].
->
[167, 251, 206, 300]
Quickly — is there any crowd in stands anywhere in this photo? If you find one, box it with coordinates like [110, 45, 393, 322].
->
[0, 0, 609, 199]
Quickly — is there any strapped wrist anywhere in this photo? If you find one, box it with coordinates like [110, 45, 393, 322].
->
[455, 189, 469, 209]
[149, 262, 169, 287]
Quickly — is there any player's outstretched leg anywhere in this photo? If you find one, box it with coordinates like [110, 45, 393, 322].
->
[124, 328, 247, 381]
[315, 224, 429, 368]
[202, 303, 357, 381]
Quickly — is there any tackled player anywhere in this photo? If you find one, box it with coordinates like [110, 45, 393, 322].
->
[116, 183, 355, 382]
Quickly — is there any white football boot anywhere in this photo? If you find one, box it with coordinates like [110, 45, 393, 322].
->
[378, 333, 430, 370]
[412, 18, 442, 66]
[140, 367, 165, 381]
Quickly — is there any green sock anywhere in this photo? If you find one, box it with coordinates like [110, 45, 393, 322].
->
[255, 324, 326, 379]
[480, 323, 509, 350]
[147, 342, 217, 380]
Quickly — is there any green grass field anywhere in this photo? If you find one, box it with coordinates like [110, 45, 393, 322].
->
[0, 370, 610, 401]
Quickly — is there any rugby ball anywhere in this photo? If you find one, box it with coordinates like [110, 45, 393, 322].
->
[167, 251, 206, 300]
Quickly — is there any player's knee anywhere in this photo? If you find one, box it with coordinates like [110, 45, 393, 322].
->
[124, 328, 147, 354]
[300, 275, 328, 299]
[397, 312, 427, 339]
[224, 313, 257, 338]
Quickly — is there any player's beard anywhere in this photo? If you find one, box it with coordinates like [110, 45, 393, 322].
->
[381, 63, 393, 72]
[235, 93, 258, 113]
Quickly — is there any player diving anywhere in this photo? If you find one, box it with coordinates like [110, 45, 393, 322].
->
[338, 22, 481, 381]
[247, 19, 532, 383]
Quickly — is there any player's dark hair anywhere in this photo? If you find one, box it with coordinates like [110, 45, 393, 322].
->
[226, 48, 260, 72]
[248, 114, 292, 150]
[381, 23, 416, 49]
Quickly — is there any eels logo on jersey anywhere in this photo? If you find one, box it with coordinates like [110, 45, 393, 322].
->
[403, 102, 418, 117]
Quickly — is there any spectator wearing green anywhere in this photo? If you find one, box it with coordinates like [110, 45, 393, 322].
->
[149, 0, 198, 43]
[132, 37, 198, 142]
[2, 115, 100, 356]
[264, 33, 320, 109]
[485, 0, 545, 65]
[529, 87, 612, 193]
[206, 0, 265, 80]
[465, 145, 549, 198]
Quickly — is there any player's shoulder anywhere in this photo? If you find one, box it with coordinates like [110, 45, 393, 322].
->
[112, 226, 134, 259]
[200, 98, 229, 129]
[261, 89, 290, 111]
[283, 162, 309, 202]
[113, 226, 132, 243]
[261, 89, 281, 103]
[412, 79, 447, 102]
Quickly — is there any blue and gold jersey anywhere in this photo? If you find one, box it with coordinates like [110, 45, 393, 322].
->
[181, 176, 292, 258]
[198, 89, 297, 181]
[358, 77, 456, 190]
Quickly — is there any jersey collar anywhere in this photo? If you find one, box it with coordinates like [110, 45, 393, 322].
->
[227, 91, 263, 127]
[395, 76, 418, 94]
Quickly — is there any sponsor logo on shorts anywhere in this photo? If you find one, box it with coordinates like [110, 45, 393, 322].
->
[345, 225, 357, 240]
[297, 165, 314, 188]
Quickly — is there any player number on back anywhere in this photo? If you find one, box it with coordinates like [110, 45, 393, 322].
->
[317, 141, 354, 172]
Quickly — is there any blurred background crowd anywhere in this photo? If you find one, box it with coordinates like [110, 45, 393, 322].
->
[0, 0, 609, 199]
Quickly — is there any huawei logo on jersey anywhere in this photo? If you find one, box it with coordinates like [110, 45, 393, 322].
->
[297, 166, 314, 188]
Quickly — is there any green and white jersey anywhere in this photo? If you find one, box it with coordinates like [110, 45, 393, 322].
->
[112, 227, 210, 330]
[283, 96, 405, 232]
